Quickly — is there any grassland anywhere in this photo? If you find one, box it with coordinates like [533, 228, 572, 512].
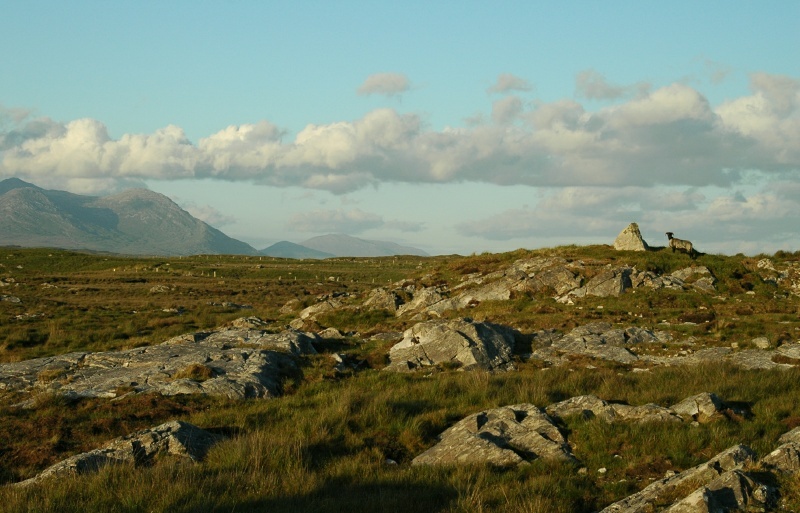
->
[1, 245, 800, 512]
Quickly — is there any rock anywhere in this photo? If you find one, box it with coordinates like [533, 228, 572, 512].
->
[13, 420, 222, 487]
[228, 316, 270, 329]
[396, 287, 445, 317]
[614, 223, 649, 252]
[549, 322, 653, 364]
[610, 402, 683, 424]
[670, 393, 725, 422]
[279, 298, 301, 314]
[526, 266, 582, 296]
[664, 469, 776, 512]
[778, 426, 800, 445]
[298, 299, 343, 321]
[751, 337, 771, 349]
[318, 327, 345, 339]
[202, 326, 317, 355]
[761, 441, 800, 473]
[0, 320, 306, 401]
[671, 267, 716, 292]
[411, 404, 575, 467]
[363, 287, 402, 312]
[384, 318, 516, 372]
[548, 394, 690, 425]
[579, 267, 633, 298]
[599, 444, 756, 512]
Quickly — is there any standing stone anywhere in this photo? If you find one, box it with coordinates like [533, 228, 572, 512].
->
[614, 223, 649, 252]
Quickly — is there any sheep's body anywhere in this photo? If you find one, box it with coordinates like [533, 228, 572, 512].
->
[666, 232, 695, 258]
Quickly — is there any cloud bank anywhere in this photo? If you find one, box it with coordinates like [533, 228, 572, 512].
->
[1, 73, 799, 198]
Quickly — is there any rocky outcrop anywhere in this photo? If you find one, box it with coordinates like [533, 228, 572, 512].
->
[0, 319, 314, 401]
[546, 395, 682, 424]
[13, 421, 222, 487]
[362, 287, 402, 313]
[384, 318, 516, 372]
[411, 404, 575, 466]
[414, 392, 736, 471]
[531, 322, 668, 365]
[600, 424, 800, 512]
[669, 392, 725, 422]
[600, 444, 757, 513]
[614, 223, 649, 252]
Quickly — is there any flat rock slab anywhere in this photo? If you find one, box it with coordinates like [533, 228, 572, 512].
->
[384, 318, 516, 372]
[0, 324, 313, 400]
[412, 403, 575, 467]
[546, 394, 683, 424]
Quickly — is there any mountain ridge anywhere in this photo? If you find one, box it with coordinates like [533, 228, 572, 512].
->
[0, 178, 432, 258]
[0, 178, 257, 256]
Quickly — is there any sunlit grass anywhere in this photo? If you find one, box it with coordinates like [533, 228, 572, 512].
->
[2, 246, 800, 511]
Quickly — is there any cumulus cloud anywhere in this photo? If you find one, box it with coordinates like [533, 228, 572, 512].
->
[1, 73, 799, 196]
[575, 69, 649, 100]
[491, 96, 524, 124]
[357, 73, 410, 97]
[455, 185, 800, 254]
[487, 73, 532, 94]
[287, 208, 383, 233]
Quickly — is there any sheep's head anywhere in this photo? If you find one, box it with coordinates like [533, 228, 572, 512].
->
[665, 232, 674, 239]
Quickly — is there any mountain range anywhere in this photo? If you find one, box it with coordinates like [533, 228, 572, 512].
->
[261, 234, 429, 259]
[0, 178, 429, 258]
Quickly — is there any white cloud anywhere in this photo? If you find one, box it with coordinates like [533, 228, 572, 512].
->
[1, 73, 798, 196]
[575, 70, 649, 100]
[491, 96, 524, 125]
[455, 185, 800, 254]
[357, 73, 410, 97]
[287, 208, 383, 233]
[487, 73, 532, 94]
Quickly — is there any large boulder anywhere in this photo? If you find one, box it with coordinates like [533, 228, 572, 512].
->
[614, 223, 649, 252]
[412, 404, 575, 467]
[385, 318, 516, 372]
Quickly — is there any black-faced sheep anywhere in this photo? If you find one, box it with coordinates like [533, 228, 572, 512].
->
[666, 232, 695, 259]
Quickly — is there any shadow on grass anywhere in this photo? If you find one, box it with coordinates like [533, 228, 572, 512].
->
[218, 478, 458, 513]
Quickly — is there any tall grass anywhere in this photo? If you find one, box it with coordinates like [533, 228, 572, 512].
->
[2, 246, 800, 511]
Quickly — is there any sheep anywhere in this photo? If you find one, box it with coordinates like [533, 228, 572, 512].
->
[665, 232, 695, 259]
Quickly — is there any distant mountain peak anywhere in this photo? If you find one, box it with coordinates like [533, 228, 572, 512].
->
[0, 178, 257, 256]
[0, 177, 40, 195]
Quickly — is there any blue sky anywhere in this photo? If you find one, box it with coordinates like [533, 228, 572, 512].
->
[2, 1, 799, 255]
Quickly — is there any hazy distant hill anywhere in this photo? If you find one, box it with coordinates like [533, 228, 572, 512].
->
[259, 241, 335, 259]
[0, 178, 257, 256]
[299, 234, 429, 257]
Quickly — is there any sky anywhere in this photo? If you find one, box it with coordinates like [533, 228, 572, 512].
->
[1, 1, 799, 256]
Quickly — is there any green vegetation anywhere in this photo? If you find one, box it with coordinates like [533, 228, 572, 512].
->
[1, 245, 800, 512]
